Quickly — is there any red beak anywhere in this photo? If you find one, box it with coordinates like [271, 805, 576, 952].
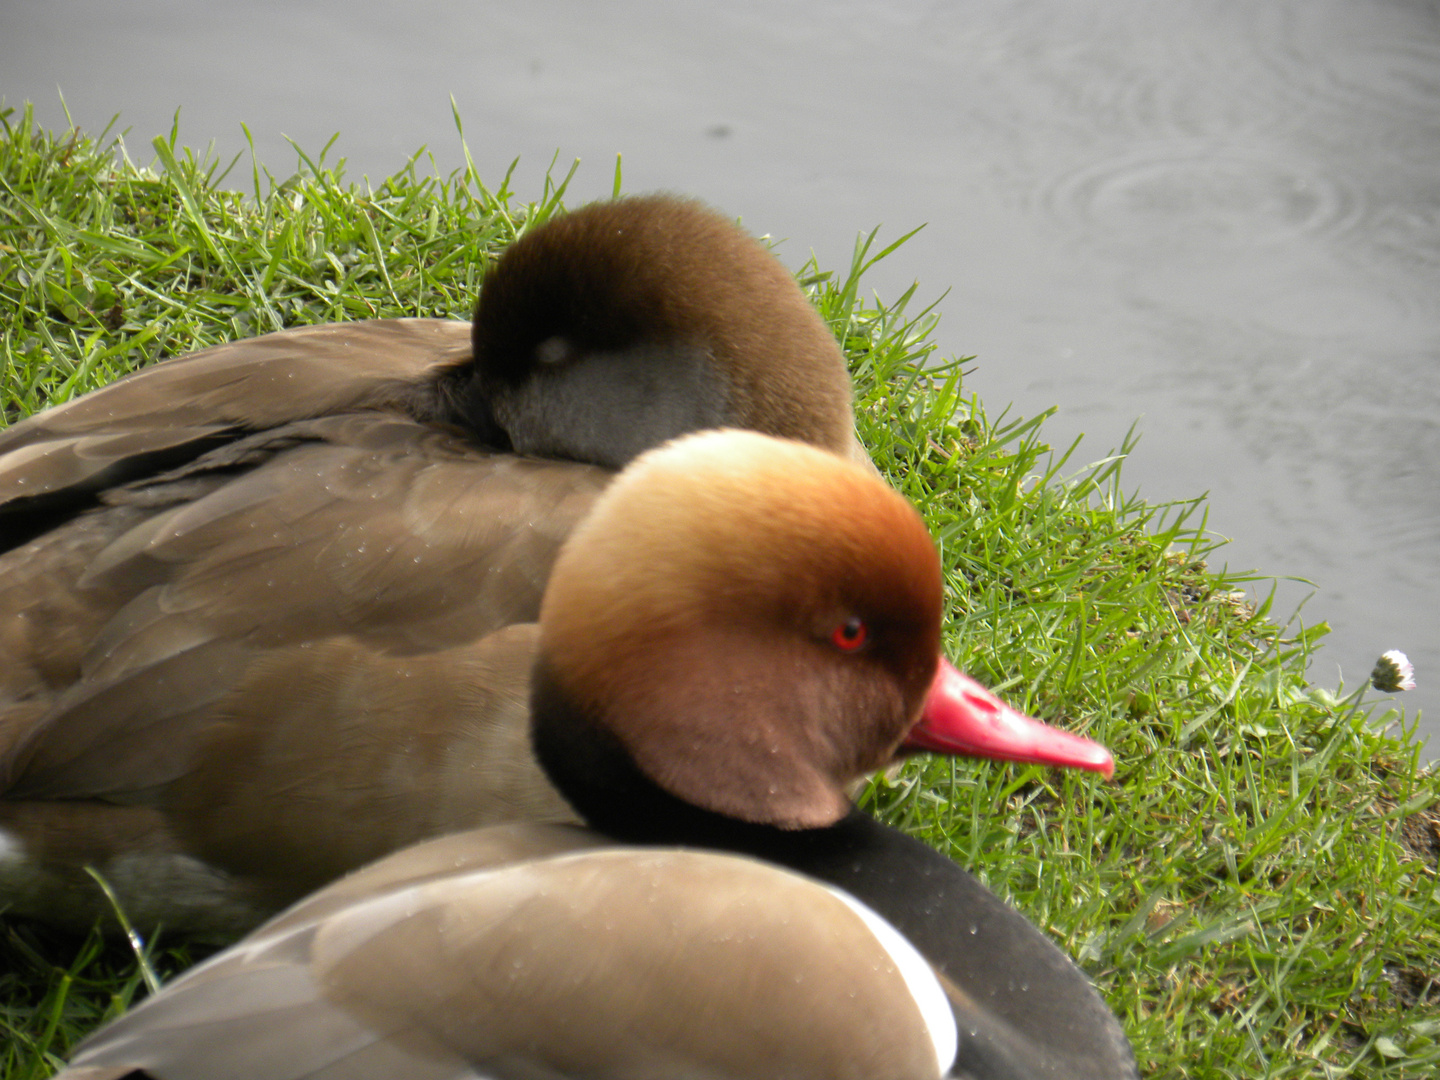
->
[903, 658, 1115, 778]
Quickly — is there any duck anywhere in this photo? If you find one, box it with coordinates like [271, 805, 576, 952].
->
[0, 194, 872, 937]
[54, 430, 1134, 1080]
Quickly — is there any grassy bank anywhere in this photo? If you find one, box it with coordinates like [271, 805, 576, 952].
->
[2, 103, 1436, 1078]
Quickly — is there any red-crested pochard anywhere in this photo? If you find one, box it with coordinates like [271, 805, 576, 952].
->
[0, 194, 871, 935]
[54, 430, 1133, 1080]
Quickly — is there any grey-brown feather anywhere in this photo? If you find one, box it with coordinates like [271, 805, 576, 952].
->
[4, 421, 608, 796]
[0, 407, 605, 924]
[0, 320, 472, 526]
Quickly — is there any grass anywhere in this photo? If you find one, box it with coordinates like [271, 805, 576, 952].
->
[2, 101, 1437, 1079]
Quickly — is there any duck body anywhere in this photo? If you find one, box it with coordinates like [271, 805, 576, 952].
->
[533, 723, 1127, 1080]
[60, 827, 961, 1080]
[57, 431, 1134, 1080]
[0, 195, 869, 935]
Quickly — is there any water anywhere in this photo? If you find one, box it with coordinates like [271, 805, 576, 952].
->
[4, 0, 1437, 754]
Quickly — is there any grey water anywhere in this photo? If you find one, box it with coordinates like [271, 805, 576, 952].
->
[4, 0, 1438, 756]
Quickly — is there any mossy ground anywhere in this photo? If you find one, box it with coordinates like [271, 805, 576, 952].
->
[2, 104, 1436, 1079]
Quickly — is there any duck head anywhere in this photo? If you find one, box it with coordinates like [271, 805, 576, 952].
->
[531, 429, 1112, 833]
[463, 195, 861, 468]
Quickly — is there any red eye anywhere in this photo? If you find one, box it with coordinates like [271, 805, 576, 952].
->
[830, 616, 868, 652]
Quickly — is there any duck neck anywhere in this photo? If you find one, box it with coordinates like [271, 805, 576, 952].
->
[530, 666, 1136, 1080]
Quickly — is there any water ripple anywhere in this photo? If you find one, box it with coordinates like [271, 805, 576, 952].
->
[1038, 142, 1366, 251]
[1253, 8, 1440, 134]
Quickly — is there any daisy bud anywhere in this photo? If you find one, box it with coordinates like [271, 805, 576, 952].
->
[1370, 650, 1416, 693]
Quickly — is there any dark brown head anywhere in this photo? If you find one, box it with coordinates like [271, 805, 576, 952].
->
[467, 195, 859, 469]
[537, 430, 942, 829]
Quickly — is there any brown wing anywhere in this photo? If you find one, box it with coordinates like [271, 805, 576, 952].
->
[0, 319, 473, 536]
[1, 416, 606, 851]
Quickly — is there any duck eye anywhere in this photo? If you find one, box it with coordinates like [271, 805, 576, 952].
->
[830, 616, 868, 652]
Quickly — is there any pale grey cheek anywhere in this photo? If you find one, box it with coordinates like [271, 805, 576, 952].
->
[495, 343, 731, 469]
